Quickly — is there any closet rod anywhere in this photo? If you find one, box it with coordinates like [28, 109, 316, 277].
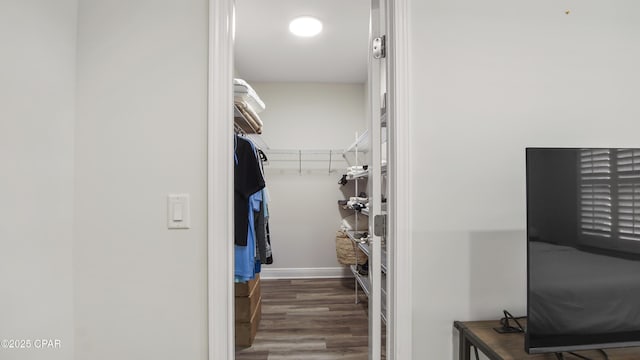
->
[264, 149, 345, 155]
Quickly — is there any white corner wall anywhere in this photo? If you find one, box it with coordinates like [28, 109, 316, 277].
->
[408, 0, 640, 359]
[74, 0, 209, 359]
[0, 1, 77, 359]
[250, 82, 366, 275]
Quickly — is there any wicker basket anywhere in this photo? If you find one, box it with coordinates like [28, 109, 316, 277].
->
[335, 230, 368, 265]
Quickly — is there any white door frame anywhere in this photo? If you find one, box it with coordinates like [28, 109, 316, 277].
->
[383, 1, 412, 359]
[207, 1, 412, 359]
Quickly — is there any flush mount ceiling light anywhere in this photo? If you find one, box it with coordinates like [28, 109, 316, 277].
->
[289, 16, 323, 37]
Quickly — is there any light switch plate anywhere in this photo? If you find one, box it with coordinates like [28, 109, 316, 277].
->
[167, 194, 190, 229]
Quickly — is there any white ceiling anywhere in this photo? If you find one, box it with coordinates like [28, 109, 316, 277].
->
[234, 0, 370, 84]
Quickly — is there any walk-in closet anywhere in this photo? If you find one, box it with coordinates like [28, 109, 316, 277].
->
[231, 0, 389, 359]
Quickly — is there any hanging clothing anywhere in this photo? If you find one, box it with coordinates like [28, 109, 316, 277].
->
[234, 136, 265, 247]
[234, 135, 274, 281]
[265, 222, 273, 264]
[235, 190, 262, 282]
[255, 188, 272, 264]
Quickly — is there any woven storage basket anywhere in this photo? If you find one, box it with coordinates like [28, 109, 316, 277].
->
[335, 231, 368, 265]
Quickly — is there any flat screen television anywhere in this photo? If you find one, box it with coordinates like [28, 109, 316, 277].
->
[526, 147, 640, 354]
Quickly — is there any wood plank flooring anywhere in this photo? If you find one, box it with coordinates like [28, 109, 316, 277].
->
[236, 278, 385, 360]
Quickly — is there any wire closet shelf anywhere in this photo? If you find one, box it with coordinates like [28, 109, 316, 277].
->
[262, 149, 348, 174]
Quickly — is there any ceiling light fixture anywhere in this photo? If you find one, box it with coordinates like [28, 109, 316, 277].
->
[289, 16, 323, 37]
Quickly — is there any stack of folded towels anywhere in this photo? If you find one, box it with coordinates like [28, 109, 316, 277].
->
[234, 78, 266, 134]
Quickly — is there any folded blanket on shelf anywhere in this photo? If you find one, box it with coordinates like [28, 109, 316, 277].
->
[234, 100, 264, 134]
[347, 170, 368, 178]
[233, 78, 266, 113]
[349, 196, 368, 204]
[347, 201, 366, 211]
[348, 165, 368, 170]
[347, 165, 368, 172]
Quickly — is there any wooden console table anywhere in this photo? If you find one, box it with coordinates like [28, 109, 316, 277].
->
[454, 320, 640, 360]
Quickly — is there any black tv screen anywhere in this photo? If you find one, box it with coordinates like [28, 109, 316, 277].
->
[526, 147, 640, 354]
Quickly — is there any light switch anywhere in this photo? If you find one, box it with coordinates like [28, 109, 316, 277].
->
[173, 203, 184, 221]
[168, 194, 190, 229]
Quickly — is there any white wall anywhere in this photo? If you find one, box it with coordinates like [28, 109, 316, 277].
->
[249, 82, 366, 272]
[74, 1, 209, 359]
[0, 1, 77, 359]
[252, 82, 367, 149]
[408, 0, 640, 358]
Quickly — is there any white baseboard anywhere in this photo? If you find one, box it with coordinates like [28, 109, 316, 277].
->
[260, 267, 353, 280]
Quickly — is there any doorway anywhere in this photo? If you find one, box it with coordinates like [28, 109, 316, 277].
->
[233, 0, 371, 358]
[207, 0, 412, 359]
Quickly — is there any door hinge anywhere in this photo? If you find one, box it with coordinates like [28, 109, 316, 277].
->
[374, 214, 387, 236]
[372, 35, 386, 59]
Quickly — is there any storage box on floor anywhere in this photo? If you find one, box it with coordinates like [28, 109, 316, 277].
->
[235, 274, 262, 346]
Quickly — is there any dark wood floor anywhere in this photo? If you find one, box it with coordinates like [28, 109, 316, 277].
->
[236, 278, 384, 360]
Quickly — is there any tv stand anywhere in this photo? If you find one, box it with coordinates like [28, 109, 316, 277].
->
[454, 320, 640, 360]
